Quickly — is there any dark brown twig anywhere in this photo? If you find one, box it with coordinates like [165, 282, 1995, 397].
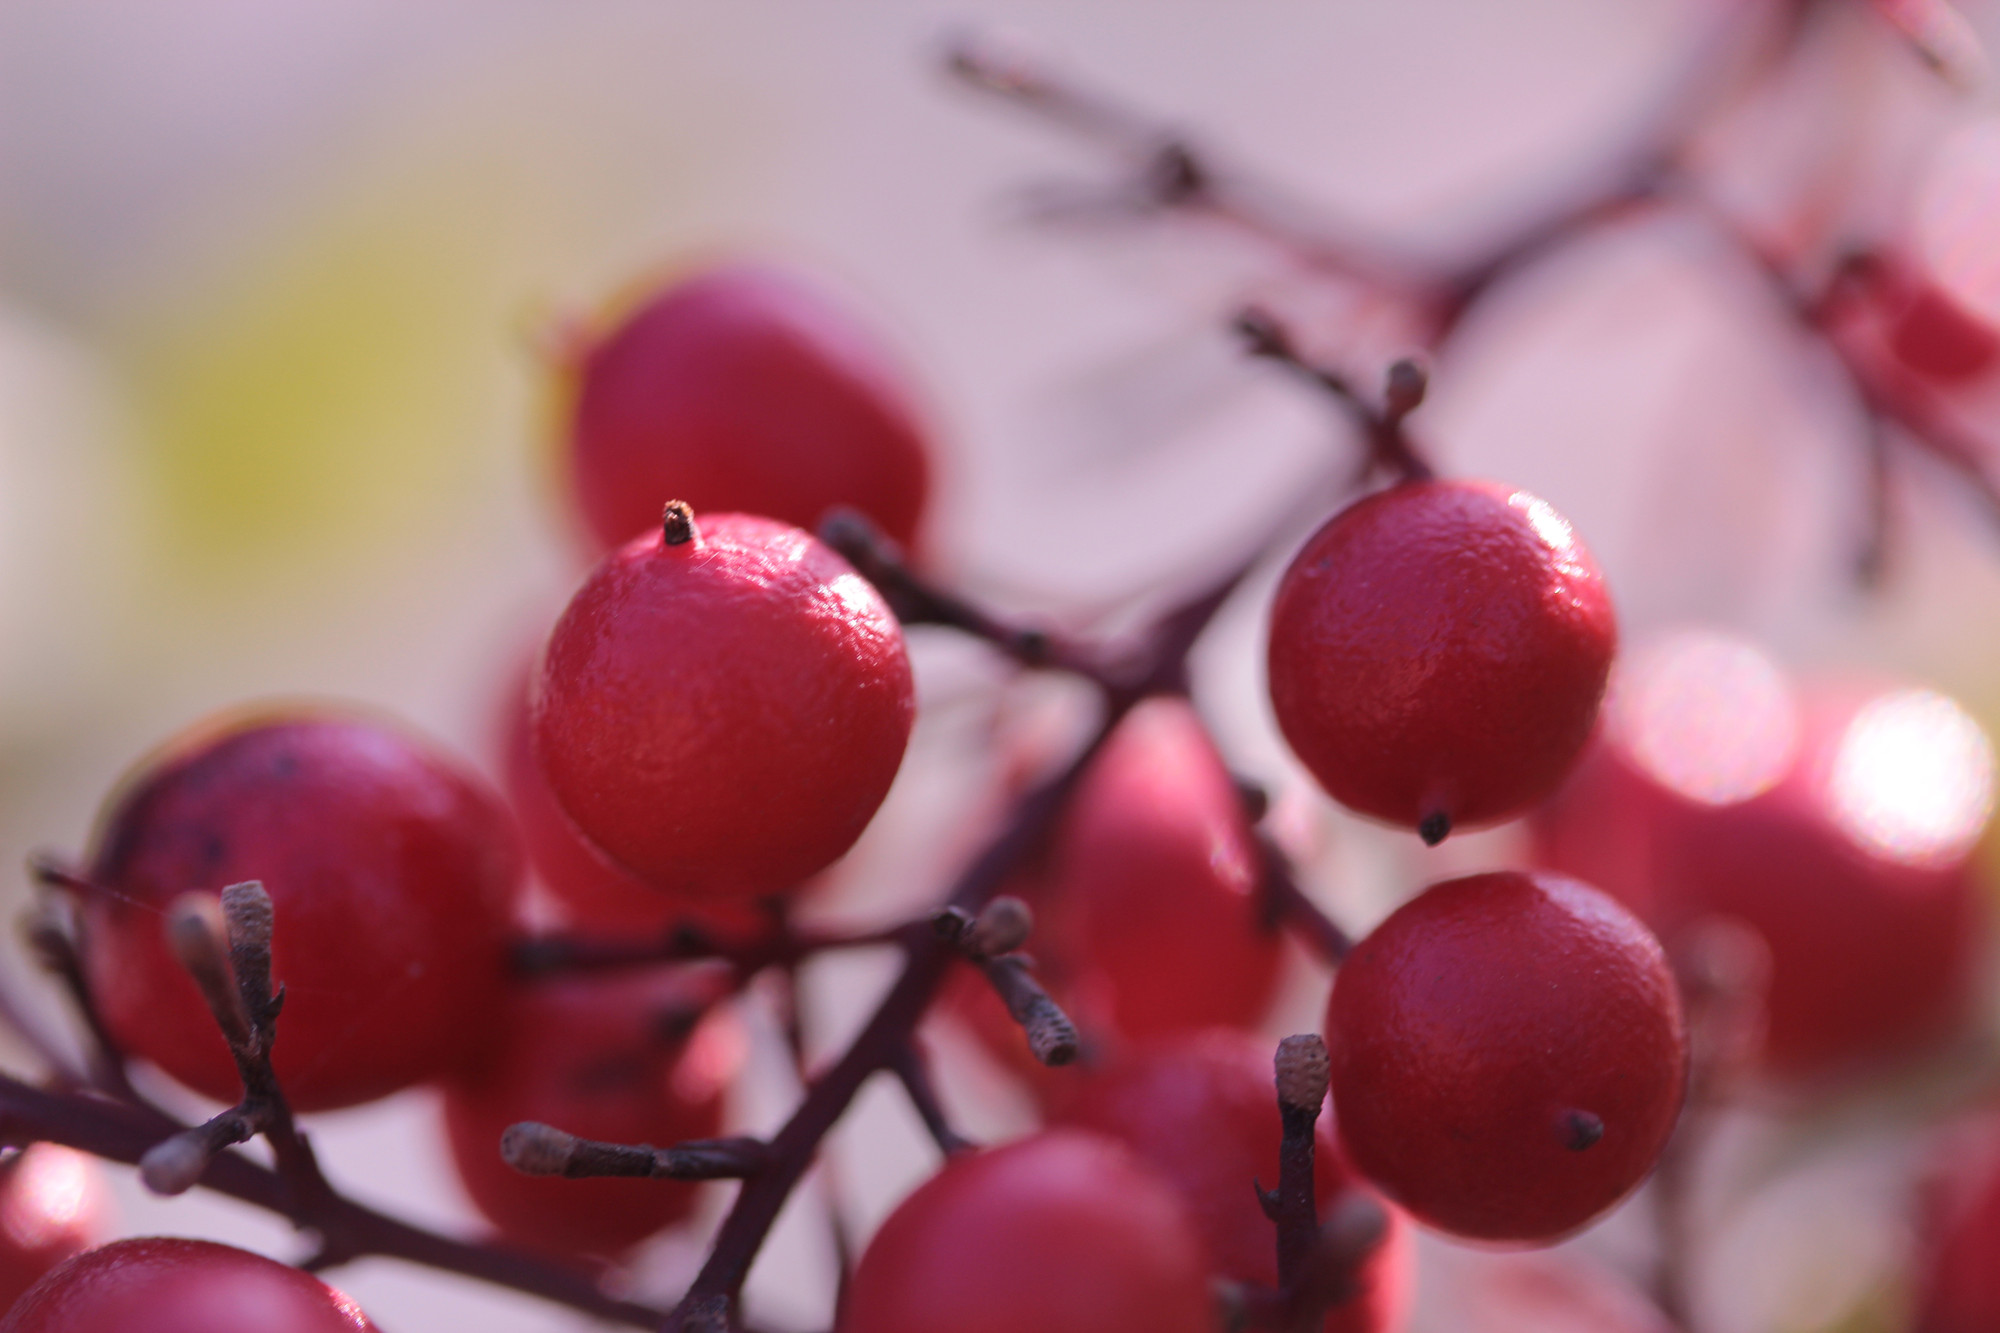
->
[0, 1072, 668, 1326]
[500, 1123, 769, 1180]
[1257, 834, 1353, 965]
[1235, 307, 1435, 484]
[889, 1041, 975, 1157]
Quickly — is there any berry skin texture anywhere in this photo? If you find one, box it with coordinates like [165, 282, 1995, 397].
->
[1327, 871, 1686, 1243]
[78, 711, 523, 1111]
[1057, 1030, 1413, 1333]
[442, 965, 740, 1258]
[1, 1237, 376, 1333]
[497, 660, 764, 937]
[564, 262, 933, 554]
[1267, 479, 1615, 839]
[535, 510, 914, 899]
[840, 1130, 1213, 1333]
[0, 1147, 108, 1312]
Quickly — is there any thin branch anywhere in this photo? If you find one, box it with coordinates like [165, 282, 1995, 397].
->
[1235, 307, 1434, 484]
[1257, 834, 1353, 966]
[818, 508, 1116, 686]
[888, 1041, 974, 1158]
[500, 1123, 769, 1181]
[0, 1073, 667, 1327]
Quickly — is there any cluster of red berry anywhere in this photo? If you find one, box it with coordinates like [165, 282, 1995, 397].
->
[13, 9, 2000, 1333]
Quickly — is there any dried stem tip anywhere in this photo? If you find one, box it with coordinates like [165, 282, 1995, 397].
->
[964, 896, 1033, 957]
[1275, 1034, 1330, 1112]
[661, 500, 697, 546]
[138, 1130, 214, 1197]
[501, 1122, 579, 1177]
[1383, 357, 1429, 418]
[164, 893, 252, 1049]
[1418, 810, 1452, 847]
[219, 881, 273, 954]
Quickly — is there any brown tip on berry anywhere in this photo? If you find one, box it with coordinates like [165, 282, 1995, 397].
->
[661, 500, 697, 546]
[1558, 1108, 1604, 1152]
[1418, 810, 1451, 846]
[501, 1121, 578, 1176]
[1275, 1034, 1331, 1111]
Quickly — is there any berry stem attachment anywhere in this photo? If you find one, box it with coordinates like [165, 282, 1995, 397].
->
[1235, 307, 1435, 485]
[662, 500, 698, 546]
[819, 508, 1111, 685]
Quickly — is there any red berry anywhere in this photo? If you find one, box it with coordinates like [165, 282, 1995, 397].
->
[1267, 479, 1615, 841]
[564, 263, 933, 554]
[841, 1130, 1213, 1333]
[1889, 284, 2000, 384]
[442, 965, 741, 1258]
[497, 659, 766, 937]
[1056, 1030, 1412, 1333]
[1916, 1124, 2000, 1333]
[1046, 698, 1281, 1042]
[1535, 636, 1995, 1075]
[77, 711, 522, 1111]
[1327, 870, 1686, 1242]
[940, 700, 1281, 1088]
[1, 1237, 375, 1333]
[534, 508, 914, 899]
[0, 1148, 107, 1313]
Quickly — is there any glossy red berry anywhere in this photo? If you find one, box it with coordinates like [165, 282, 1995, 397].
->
[840, 1129, 1213, 1333]
[497, 660, 764, 937]
[1327, 870, 1686, 1242]
[564, 262, 933, 554]
[1, 1237, 375, 1333]
[1056, 1030, 1412, 1333]
[535, 508, 914, 899]
[1534, 635, 1995, 1076]
[1267, 479, 1615, 842]
[76, 711, 522, 1111]
[442, 965, 740, 1258]
[0, 1148, 108, 1312]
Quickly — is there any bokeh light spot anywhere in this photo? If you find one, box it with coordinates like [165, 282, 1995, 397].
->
[1829, 690, 1995, 867]
[1613, 630, 1798, 806]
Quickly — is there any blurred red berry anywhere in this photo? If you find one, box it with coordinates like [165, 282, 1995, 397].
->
[1888, 284, 2000, 384]
[1328, 871, 1686, 1242]
[1535, 635, 1995, 1076]
[534, 508, 914, 899]
[0, 1148, 107, 1313]
[1057, 1030, 1412, 1333]
[841, 1129, 1213, 1333]
[442, 965, 740, 1258]
[563, 262, 933, 555]
[1267, 479, 1615, 843]
[1, 1237, 375, 1333]
[77, 711, 522, 1110]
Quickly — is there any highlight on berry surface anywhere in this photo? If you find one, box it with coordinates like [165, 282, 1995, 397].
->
[1267, 479, 1616, 842]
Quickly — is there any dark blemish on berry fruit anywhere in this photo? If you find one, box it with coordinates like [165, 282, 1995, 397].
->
[662, 500, 697, 546]
[1418, 809, 1451, 846]
[1558, 1108, 1604, 1151]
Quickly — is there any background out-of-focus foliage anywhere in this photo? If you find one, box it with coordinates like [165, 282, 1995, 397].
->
[10, 3, 2000, 1331]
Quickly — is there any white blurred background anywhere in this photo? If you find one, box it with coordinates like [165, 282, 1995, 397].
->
[6, 2, 2000, 1330]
